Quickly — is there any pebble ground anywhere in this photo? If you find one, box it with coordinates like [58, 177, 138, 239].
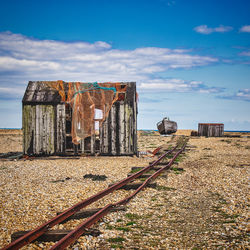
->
[0, 130, 249, 249]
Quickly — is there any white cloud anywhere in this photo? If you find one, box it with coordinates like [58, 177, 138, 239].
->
[194, 25, 233, 34]
[214, 26, 233, 33]
[239, 50, 250, 57]
[239, 25, 250, 33]
[236, 89, 250, 100]
[138, 78, 224, 93]
[194, 25, 213, 34]
[0, 86, 24, 95]
[218, 89, 250, 102]
[0, 31, 220, 99]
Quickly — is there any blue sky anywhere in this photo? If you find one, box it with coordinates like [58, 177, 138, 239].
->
[0, 0, 249, 130]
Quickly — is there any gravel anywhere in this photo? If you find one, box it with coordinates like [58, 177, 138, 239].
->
[0, 130, 249, 249]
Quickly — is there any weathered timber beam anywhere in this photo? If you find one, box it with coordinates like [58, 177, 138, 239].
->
[57, 206, 126, 221]
[127, 173, 168, 178]
[131, 166, 162, 171]
[108, 182, 157, 190]
[119, 183, 157, 190]
[11, 229, 101, 242]
[22, 157, 81, 160]
[171, 167, 184, 171]
[148, 162, 171, 166]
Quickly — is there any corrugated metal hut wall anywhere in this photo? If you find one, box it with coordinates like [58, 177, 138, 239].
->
[22, 81, 137, 156]
[198, 123, 224, 137]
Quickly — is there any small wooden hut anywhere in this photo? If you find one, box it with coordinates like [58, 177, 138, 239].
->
[198, 123, 224, 137]
[22, 81, 137, 156]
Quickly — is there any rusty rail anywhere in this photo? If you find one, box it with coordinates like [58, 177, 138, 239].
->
[2, 146, 178, 250]
[50, 142, 187, 249]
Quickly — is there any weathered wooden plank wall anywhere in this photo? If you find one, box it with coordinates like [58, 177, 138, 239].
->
[23, 105, 56, 155]
[198, 123, 224, 137]
[23, 105, 36, 155]
[35, 105, 55, 154]
[56, 104, 66, 154]
[23, 81, 137, 156]
[99, 82, 137, 155]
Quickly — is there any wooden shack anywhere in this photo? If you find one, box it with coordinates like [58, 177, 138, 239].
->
[198, 123, 224, 137]
[22, 81, 137, 156]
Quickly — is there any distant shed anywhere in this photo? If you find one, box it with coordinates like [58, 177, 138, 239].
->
[22, 81, 137, 156]
[198, 123, 224, 137]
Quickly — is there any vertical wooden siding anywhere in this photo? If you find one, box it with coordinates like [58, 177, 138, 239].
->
[56, 104, 66, 154]
[99, 83, 137, 155]
[23, 105, 55, 155]
[23, 105, 36, 155]
[23, 104, 66, 155]
[23, 82, 137, 156]
[198, 123, 224, 137]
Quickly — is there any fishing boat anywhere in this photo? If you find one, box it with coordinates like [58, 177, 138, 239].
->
[157, 117, 177, 135]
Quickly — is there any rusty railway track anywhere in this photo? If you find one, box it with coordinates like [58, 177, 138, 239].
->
[2, 138, 187, 250]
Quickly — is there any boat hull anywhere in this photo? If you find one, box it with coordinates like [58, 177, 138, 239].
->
[157, 119, 177, 135]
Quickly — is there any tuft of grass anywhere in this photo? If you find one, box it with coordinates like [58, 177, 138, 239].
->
[175, 155, 183, 162]
[220, 139, 232, 144]
[106, 224, 113, 230]
[108, 237, 125, 243]
[153, 204, 164, 207]
[130, 168, 141, 173]
[116, 226, 130, 232]
[110, 244, 124, 249]
[164, 154, 174, 159]
[223, 220, 236, 224]
[172, 167, 185, 175]
[0, 164, 7, 170]
[234, 143, 242, 148]
[83, 174, 107, 181]
[144, 213, 153, 218]
[126, 221, 136, 226]
[212, 206, 222, 213]
[125, 213, 141, 220]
